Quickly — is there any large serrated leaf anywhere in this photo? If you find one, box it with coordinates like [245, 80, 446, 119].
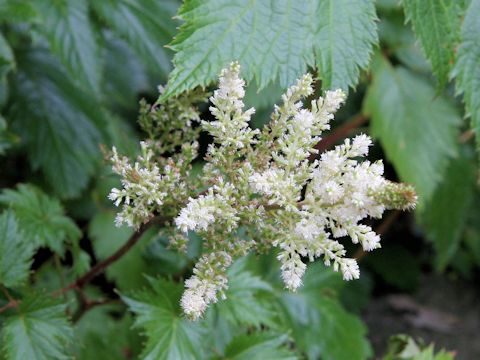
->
[363, 56, 461, 206]
[90, 0, 178, 80]
[162, 0, 377, 98]
[313, 0, 378, 90]
[420, 149, 476, 270]
[452, 0, 480, 139]
[0, 184, 81, 254]
[0, 211, 33, 288]
[9, 49, 105, 198]
[122, 277, 206, 360]
[34, 0, 102, 95]
[211, 258, 275, 327]
[403, 0, 462, 89]
[2, 293, 73, 360]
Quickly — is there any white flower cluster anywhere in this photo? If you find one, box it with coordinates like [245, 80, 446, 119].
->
[173, 63, 416, 318]
[110, 62, 416, 320]
[203, 63, 259, 150]
[109, 142, 168, 227]
[180, 251, 232, 319]
[175, 180, 239, 233]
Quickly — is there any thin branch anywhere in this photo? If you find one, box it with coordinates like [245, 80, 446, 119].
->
[72, 297, 122, 323]
[55, 215, 166, 296]
[0, 285, 18, 314]
[0, 300, 18, 314]
[309, 114, 369, 161]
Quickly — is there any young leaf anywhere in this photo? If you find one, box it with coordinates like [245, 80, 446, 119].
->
[452, 0, 480, 139]
[0, 184, 81, 254]
[0, 211, 33, 288]
[420, 150, 476, 270]
[1, 293, 73, 360]
[363, 56, 461, 206]
[403, 0, 461, 89]
[122, 277, 207, 360]
[220, 332, 297, 360]
[162, 0, 377, 98]
[9, 49, 105, 198]
[90, 0, 178, 79]
[34, 0, 101, 95]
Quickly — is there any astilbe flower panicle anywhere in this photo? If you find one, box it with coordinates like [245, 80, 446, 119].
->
[109, 62, 417, 320]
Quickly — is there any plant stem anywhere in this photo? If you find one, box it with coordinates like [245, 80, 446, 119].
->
[310, 114, 369, 161]
[55, 215, 166, 296]
[0, 285, 19, 314]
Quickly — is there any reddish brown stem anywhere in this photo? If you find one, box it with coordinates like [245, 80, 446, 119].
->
[72, 297, 122, 323]
[0, 300, 18, 314]
[310, 114, 369, 161]
[56, 216, 166, 296]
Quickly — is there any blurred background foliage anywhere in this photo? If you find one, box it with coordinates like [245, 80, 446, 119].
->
[0, 0, 478, 359]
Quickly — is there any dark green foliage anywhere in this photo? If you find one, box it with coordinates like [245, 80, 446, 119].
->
[1, 293, 73, 359]
[364, 56, 461, 206]
[0, 184, 81, 254]
[0, 211, 33, 288]
[122, 277, 207, 360]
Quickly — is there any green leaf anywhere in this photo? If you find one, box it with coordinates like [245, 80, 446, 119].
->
[420, 149, 476, 270]
[163, 0, 378, 98]
[452, 0, 480, 139]
[212, 258, 275, 327]
[0, 184, 81, 254]
[0, 211, 33, 288]
[0, 32, 14, 78]
[89, 211, 148, 290]
[74, 305, 142, 359]
[34, 0, 102, 94]
[221, 332, 297, 360]
[378, 11, 431, 73]
[363, 56, 461, 205]
[102, 32, 150, 111]
[90, 207, 193, 287]
[277, 262, 372, 360]
[2, 293, 73, 360]
[383, 335, 455, 360]
[313, 0, 378, 90]
[9, 49, 105, 198]
[403, 0, 462, 89]
[90, 0, 178, 79]
[0, 0, 39, 23]
[0, 115, 18, 155]
[122, 277, 207, 360]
